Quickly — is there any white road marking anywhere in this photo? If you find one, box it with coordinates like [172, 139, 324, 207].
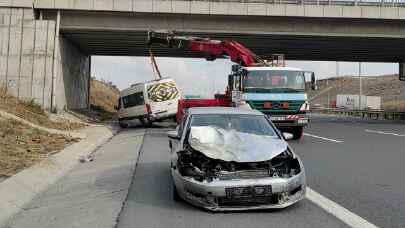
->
[306, 187, 378, 228]
[365, 129, 405, 137]
[304, 133, 344, 143]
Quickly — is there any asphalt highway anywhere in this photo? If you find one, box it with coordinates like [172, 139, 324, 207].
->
[115, 126, 348, 228]
[116, 114, 405, 228]
[6, 114, 405, 228]
[290, 114, 405, 228]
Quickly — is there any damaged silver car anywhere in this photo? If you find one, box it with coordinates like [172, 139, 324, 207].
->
[168, 107, 306, 211]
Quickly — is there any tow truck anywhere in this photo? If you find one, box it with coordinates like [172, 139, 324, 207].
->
[148, 31, 317, 139]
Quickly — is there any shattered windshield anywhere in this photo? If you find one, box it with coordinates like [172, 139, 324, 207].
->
[189, 114, 277, 136]
[244, 70, 305, 92]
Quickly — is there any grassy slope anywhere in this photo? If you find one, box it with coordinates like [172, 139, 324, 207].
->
[309, 75, 405, 111]
[0, 87, 85, 130]
[89, 79, 120, 120]
[0, 87, 81, 178]
[0, 119, 78, 177]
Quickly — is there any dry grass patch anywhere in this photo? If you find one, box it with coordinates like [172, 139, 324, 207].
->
[0, 87, 85, 130]
[0, 119, 79, 178]
[89, 79, 120, 121]
[90, 79, 119, 113]
[310, 75, 405, 111]
[382, 100, 405, 112]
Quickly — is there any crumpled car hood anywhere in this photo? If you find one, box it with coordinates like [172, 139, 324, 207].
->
[188, 126, 288, 162]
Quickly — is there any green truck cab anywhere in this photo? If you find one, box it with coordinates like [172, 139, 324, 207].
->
[239, 66, 316, 139]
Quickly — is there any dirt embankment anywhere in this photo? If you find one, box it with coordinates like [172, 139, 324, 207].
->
[89, 78, 120, 120]
[0, 118, 79, 177]
[309, 74, 405, 111]
[0, 87, 85, 130]
[0, 87, 83, 178]
[0, 79, 119, 178]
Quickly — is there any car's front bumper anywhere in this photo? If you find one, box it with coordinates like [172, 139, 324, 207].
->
[172, 169, 306, 211]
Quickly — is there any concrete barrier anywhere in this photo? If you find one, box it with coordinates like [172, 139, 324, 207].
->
[313, 108, 405, 121]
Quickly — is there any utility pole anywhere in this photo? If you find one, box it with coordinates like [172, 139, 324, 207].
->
[330, 61, 339, 108]
[359, 62, 362, 110]
[326, 78, 329, 108]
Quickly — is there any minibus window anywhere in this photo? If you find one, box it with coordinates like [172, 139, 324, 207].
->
[122, 92, 145, 108]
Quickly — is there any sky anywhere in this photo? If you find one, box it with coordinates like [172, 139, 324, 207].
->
[91, 56, 398, 97]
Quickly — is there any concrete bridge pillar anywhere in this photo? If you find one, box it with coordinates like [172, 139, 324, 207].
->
[0, 5, 90, 111]
[399, 63, 405, 81]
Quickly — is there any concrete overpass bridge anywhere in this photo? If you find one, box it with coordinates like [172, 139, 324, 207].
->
[1, 0, 405, 111]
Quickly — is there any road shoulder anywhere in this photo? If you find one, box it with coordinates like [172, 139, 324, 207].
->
[0, 124, 120, 227]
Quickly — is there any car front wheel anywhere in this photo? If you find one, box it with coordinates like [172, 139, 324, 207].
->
[173, 183, 181, 201]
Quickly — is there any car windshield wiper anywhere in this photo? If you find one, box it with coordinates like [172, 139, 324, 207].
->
[274, 88, 303, 93]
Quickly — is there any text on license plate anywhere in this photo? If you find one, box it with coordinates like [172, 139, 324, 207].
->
[225, 185, 272, 198]
[269, 116, 286, 121]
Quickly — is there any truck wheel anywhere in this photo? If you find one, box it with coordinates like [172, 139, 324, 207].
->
[119, 121, 128, 128]
[139, 117, 152, 127]
[292, 127, 304, 140]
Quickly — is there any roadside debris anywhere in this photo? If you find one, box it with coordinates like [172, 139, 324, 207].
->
[79, 154, 95, 163]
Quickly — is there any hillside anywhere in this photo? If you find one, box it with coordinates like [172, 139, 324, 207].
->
[309, 75, 405, 111]
[89, 78, 120, 120]
[0, 87, 82, 179]
[0, 87, 85, 130]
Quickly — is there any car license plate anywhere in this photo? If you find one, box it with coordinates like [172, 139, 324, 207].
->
[225, 185, 272, 198]
[298, 119, 308, 124]
[269, 116, 286, 121]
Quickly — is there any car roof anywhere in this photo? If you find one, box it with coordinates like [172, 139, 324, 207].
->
[188, 107, 263, 116]
[120, 77, 175, 95]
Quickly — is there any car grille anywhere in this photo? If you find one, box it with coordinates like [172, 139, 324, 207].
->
[270, 119, 297, 124]
[217, 195, 279, 207]
[217, 170, 270, 180]
[248, 100, 303, 113]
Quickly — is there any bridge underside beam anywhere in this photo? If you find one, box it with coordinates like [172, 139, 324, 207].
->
[61, 29, 405, 62]
[55, 11, 405, 62]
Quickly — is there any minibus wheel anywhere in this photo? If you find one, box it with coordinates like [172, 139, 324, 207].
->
[119, 121, 128, 128]
[139, 117, 152, 127]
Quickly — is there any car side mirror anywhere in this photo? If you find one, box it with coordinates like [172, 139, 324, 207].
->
[283, 132, 294, 141]
[167, 130, 180, 140]
[232, 64, 241, 72]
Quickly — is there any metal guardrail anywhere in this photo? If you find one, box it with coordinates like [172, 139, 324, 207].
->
[195, 0, 405, 7]
[313, 107, 405, 120]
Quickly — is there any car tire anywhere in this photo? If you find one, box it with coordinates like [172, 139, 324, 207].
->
[119, 121, 128, 128]
[139, 117, 152, 127]
[173, 183, 181, 201]
[292, 127, 303, 140]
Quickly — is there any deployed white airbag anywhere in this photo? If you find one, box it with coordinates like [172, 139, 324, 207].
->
[188, 126, 288, 162]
